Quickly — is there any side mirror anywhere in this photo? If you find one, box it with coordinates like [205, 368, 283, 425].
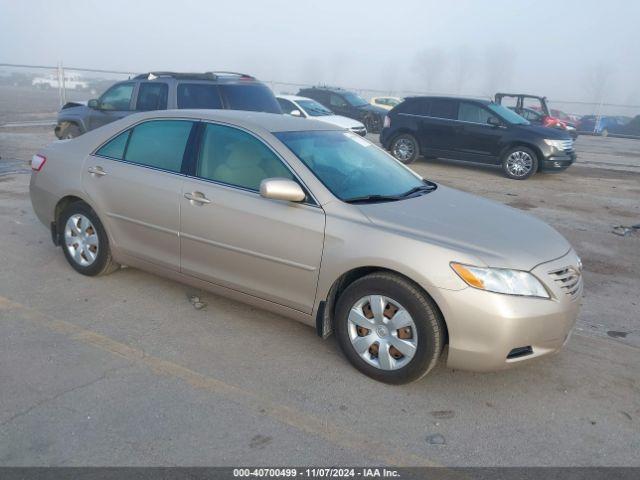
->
[487, 117, 503, 127]
[260, 178, 306, 203]
[88, 99, 99, 109]
[290, 109, 302, 117]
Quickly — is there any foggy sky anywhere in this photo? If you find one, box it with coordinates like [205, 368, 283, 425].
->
[1, 0, 639, 106]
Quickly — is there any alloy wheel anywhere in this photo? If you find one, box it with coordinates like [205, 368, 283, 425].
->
[392, 138, 415, 162]
[64, 214, 99, 267]
[506, 150, 533, 177]
[347, 295, 418, 371]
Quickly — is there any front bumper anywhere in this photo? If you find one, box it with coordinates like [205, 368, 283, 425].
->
[434, 250, 582, 372]
[541, 151, 576, 171]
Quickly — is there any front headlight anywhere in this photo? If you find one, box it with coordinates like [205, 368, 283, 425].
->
[451, 262, 549, 298]
[544, 139, 567, 150]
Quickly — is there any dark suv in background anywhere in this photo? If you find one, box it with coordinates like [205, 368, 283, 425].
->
[380, 96, 576, 179]
[55, 71, 281, 138]
[297, 86, 387, 133]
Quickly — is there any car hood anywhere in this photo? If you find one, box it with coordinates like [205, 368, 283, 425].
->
[355, 104, 388, 116]
[314, 115, 365, 129]
[356, 185, 570, 271]
[511, 123, 571, 139]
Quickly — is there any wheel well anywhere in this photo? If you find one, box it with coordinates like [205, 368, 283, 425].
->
[317, 267, 448, 344]
[54, 195, 85, 224]
[502, 142, 544, 171]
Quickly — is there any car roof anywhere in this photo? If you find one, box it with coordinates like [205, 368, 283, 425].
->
[404, 95, 492, 104]
[131, 72, 264, 84]
[123, 109, 343, 133]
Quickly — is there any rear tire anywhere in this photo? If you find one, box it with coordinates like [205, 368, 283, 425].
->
[501, 146, 538, 180]
[334, 272, 445, 384]
[390, 134, 419, 164]
[59, 202, 119, 276]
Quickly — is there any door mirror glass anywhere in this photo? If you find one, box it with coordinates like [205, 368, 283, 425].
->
[290, 109, 302, 117]
[88, 99, 99, 109]
[487, 116, 502, 127]
[260, 178, 306, 202]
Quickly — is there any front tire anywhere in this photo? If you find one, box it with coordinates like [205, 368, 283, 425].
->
[390, 134, 419, 164]
[363, 115, 381, 134]
[502, 146, 538, 180]
[334, 272, 445, 384]
[59, 202, 119, 276]
[57, 122, 81, 139]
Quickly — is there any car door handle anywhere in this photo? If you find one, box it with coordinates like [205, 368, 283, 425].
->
[184, 192, 211, 205]
[87, 166, 107, 177]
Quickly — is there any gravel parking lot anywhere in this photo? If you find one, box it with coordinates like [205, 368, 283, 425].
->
[1, 87, 639, 467]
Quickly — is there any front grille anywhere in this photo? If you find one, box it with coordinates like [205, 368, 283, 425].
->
[560, 139, 574, 151]
[548, 266, 582, 299]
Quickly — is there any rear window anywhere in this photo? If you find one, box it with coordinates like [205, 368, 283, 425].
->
[177, 83, 223, 109]
[219, 84, 281, 113]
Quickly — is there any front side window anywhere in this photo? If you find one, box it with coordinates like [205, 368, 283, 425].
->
[219, 84, 281, 113]
[329, 94, 348, 108]
[197, 123, 294, 191]
[99, 83, 134, 111]
[177, 83, 222, 109]
[124, 120, 193, 172]
[136, 82, 168, 111]
[458, 102, 497, 124]
[276, 130, 426, 201]
[277, 98, 298, 115]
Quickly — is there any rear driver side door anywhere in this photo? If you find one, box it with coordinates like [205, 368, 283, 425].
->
[84, 119, 195, 271]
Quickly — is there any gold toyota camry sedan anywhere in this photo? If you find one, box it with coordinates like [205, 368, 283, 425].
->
[29, 110, 582, 384]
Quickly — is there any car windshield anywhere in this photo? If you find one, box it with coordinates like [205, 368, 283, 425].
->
[276, 130, 432, 202]
[488, 104, 530, 125]
[297, 99, 333, 116]
[342, 91, 369, 107]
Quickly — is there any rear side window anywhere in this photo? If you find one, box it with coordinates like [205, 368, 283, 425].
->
[96, 130, 130, 159]
[430, 99, 457, 119]
[219, 84, 281, 113]
[397, 98, 431, 115]
[124, 120, 193, 173]
[177, 84, 223, 109]
[136, 82, 168, 111]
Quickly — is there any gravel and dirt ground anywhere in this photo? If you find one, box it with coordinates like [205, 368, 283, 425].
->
[1, 86, 638, 466]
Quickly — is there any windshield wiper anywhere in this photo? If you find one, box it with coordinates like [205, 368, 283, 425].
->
[343, 194, 401, 204]
[397, 184, 437, 198]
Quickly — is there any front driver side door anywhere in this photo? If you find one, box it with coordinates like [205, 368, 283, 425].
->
[179, 122, 325, 314]
[88, 82, 136, 130]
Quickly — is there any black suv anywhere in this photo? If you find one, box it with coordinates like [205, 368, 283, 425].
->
[380, 96, 576, 179]
[297, 86, 387, 133]
[55, 71, 281, 139]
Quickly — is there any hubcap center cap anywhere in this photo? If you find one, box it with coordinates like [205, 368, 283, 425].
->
[375, 325, 389, 338]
